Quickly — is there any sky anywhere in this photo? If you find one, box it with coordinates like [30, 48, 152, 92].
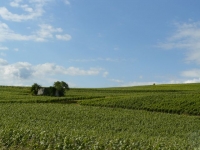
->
[0, 0, 200, 88]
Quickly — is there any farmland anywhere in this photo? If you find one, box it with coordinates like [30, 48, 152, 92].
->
[1, 84, 200, 149]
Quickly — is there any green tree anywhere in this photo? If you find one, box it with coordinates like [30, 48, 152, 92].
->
[53, 81, 69, 96]
[31, 83, 41, 95]
[48, 86, 56, 96]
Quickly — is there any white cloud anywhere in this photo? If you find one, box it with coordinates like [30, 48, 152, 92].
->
[168, 78, 200, 84]
[10, 0, 22, 7]
[0, 0, 46, 22]
[0, 1, 72, 42]
[64, 67, 101, 76]
[64, 0, 70, 5]
[35, 24, 63, 41]
[0, 58, 8, 65]
[21, 4, 34, 13]
[56, 34, 72, 41]
[3, 62, 33, 79]
[33, 63, 101, 76]
[159, 22, 200, 64]
[69, 58, 126, 63]
[184, 78, 200, 83]
[0, 22, 33, 41]
[0, 46, 8, 50]
[103, 71, 109, 77]
[10, 0, 33, 12]
[181, 69, 200, 78]
[110, 79, 123, 83]
[159, 69, 200, 84]
[0, 60, 103, 85]
[121, 81, 157, 87]
[0, 22, 71, 42]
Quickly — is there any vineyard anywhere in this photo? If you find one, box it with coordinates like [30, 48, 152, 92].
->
[1, 84, 200, 149]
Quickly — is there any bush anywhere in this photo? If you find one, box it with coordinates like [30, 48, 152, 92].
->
[31, 83, 41, 95]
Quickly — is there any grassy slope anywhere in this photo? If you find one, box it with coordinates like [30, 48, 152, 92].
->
[0, 86, 104, 103]
[1, 103, 200, 149]
[1, 84, 200, 149]
[1, 83, 200, 115]
[80, 84, 200, 116]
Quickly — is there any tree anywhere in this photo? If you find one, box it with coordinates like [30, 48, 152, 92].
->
[48, 86, 57, 96]
[53, 81, 69, 96]
[31, 83, 41, 95]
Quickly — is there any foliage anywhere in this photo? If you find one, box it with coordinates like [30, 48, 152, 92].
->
[3, 83, 200, 116]
[53, 81, 69, 96]
[0, 104, 200, 149]
[30, 83, 41, 95]
[80, 92, 200, 115]
[0, 86, 104, 103]
[30, 81, 69, 97]
[2, 84, 200, 148]
[48, 86, 57, 96]
[79, 84, 200, 116]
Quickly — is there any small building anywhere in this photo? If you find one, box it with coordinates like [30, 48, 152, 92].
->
[37, 87, 59, 96]
[37, 88, 48, 96]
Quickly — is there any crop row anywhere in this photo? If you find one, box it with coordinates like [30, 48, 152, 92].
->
[0, 96, 105, 103]
[80, 92, 200, 116]
[0, 104, 200, 149]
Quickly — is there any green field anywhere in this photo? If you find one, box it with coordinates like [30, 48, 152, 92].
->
[1, 84, 200, 149]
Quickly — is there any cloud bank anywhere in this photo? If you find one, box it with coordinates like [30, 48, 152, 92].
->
[0, 59, 103, 86]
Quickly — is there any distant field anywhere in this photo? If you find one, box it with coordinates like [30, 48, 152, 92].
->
[1, 83, 200, 149]
[79, 84, 200, 116]
[0, 86, 104, 103]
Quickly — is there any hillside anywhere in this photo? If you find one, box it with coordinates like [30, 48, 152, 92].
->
[1, 83, 200, 116]
[1, 84, 200, 149]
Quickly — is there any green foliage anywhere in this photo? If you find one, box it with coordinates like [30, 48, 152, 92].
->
[48, 86, 57, 96]
[30, 83, 41, 95]
[53, 81, 69, 96]
[0, 104, 200, 149]
[2, 84, 200, 148]
[80, 84, 200, 116]
[30, 81, 69, 97]
[81, 93, 198, 114]
[0, 86, 104, 103]
[3, 83, 200, 116]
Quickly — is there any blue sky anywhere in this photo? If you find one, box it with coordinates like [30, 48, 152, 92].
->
[0, 0, 200, 87]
